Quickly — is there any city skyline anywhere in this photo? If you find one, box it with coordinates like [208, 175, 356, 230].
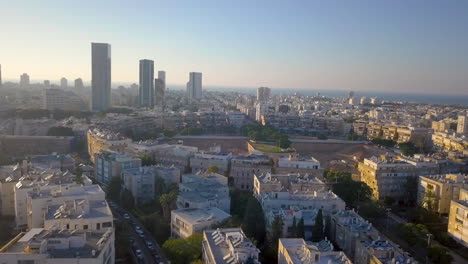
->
[1, 0, 468, 95]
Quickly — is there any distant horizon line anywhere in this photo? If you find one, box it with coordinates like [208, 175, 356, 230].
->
[2, 78, 467, 97]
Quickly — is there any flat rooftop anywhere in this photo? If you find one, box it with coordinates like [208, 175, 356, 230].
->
[172, 207, 230, 223]
[2, 228, 112, 259]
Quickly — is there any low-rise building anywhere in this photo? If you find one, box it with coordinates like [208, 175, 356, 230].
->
[0, 228, 114, 264]
[329, 210, 378, 261]
[190, 151, 232, 175]
[94, 151, 141, 187]
[171, 207, 230, 238]
[354, 237, 417, 264]
[230, 155, 272, 190]
[87, 128, 132, 163]
[178, 173, 231, 213]
[122, 167, 156, 205]
[447, 188, 468, 248]
[254, 173, 326, 196]
[278, 238, 352, 264]
[417, 173, 468, 214]
[276, 154, 323, 178]
[202, 228, 261, 264]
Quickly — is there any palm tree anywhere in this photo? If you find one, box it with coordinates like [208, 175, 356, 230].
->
[160, 191, 177, 219]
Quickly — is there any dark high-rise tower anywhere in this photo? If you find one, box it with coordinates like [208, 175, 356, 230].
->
[139, 59, 154, 108]
[91, 43, 111, 111]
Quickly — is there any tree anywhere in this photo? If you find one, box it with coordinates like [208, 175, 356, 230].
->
[422, 189, 438, 213]
[230, 190, 252, 219]
[332, 178, 372, 206]
[312, 209, 324, 242]
[372, 138, 396, 147]
[74, 167, 83, 184]
[120, 189, 135, 210]
[207, 165, 219, 173]
[296, 218, 305, 239]
[399, 142, 417, 157]
[269, 215, 284, 252]
[106, 176, 122, 201]
[160, 191, 178, 220]
[242, 197, 266, 244]
[428, 244, 453, 264]
[141, 154, 155, 166]
[291, 216, 297, 237]
[138, 212, 170, 244]
[162, 233, 203, 264]
[154, 176, 167, 198]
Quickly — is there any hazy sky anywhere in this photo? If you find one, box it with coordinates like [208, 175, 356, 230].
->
[1, 0, 468, 94]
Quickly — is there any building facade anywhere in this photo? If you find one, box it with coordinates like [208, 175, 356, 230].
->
[139, 59, 155, 108]
[91, 43, 111, 111]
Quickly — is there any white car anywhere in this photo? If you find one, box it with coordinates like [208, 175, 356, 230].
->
[135, 249, 143, 259]
[123, 213, 130, 220]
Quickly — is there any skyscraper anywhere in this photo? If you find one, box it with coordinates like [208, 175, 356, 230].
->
[91, 43, 111, 111]
[74, 78, 84, 90]
[155, 70, 166, 108]
[186, 72, 202, 100]
[20, 73, 30, 87]
[256, 87, 271, 102]
[138, 59, 154, 108]
[60, 77, 68, 88]
[0, 64, 2, 89]
[44, 80, 50, 87]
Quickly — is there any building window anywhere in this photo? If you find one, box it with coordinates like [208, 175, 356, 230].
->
[102, 222, 112, 228]
[83, 225, 88, 230]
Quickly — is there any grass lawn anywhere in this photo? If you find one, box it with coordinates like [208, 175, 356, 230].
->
[253, 143, 293, 153]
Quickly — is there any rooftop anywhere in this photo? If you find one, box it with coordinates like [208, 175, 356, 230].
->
[204, 228, 260, 264]
[172, 207, 230, 224]
[1, 228, 113, 259]
[420, 173, 468, 184]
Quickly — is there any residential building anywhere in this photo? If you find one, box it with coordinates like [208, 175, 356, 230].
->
[230, 155, 271, 190]
[60, 77, 68, 88]
[43, 88, 87, 111]
[417, 173, 468, 214]
[447, 188, 468, 248]
[358, 156, 445, 202]
[94, 151, 141, 187]
[87, 128, 132, 163]
[278, 238, 352, 264]
[190, 151, 232, 175]
[457, 115, 468, 136]
[0, 228, 114, 264]
[276, 153, 323, 178]
[28, 154, 75, 171]
[20, 73, 30, 87]
[91, 42, 111, 111]
[354, 237, 417, 264]
[122, 167, 156, 205]
[254, 173, 326, 196]
[171, 207, 230, 238]
[202, 228, 261, 264]
[139, 59, 154, 108]
[267, 207, 319, 239]
[227, 111, 245, 127]
[257, 87, 271, 102]
[177, 173, 230, 213]
[329, 210, 378, 260]
[187, 72, 202, 100]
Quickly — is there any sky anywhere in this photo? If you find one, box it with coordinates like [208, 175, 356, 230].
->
[1, 0, 468, 95]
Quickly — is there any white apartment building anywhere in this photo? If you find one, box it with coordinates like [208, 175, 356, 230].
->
[26, 184, 106, 229]
[122, 167, 156, 205]
[278, 238, 352, 264]
[171, 207, 230, 238]
[448, 188, 468, 248]
[203, 228, 261, 264]
[190, 151, 232, 175]
[0, 228, 114, 264]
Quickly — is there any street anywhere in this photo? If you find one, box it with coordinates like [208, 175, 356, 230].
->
[109, 200, 169, 264]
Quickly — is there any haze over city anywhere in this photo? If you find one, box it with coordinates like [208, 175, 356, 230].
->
[2, 0, 468, 95]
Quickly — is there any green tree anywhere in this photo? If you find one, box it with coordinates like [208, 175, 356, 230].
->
[160, 191, 178, 220]
[296, 218, 305, 239]
[106, 176, 122, 201]
[332, 178, 372, 207]
[230, 190, 252, 219]
[120, 189, 135, 210]
[74, 167, 83, 184]
[312, 209, 324, 242]
[162, 233, 203, 264]
[269, 216, 284, 251]
[291, 216, 297, 237]
[372, 138, 396, 147]
[428, 244, 453, 264]
[422, 189, 438, 213]
[242, 197, 266, 244]
[138, 212, 170, 244]
[154, 176, 167, 198]
[399, 142, 417, 157]
[207, 165, 219, 173]
[141, 154, 155, 166]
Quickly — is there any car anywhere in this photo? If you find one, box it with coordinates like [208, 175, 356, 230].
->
[123, 213, 130, 220]
[146, 241, 154, 250]
[135, 249, 143, 259]
[138, 232, 145, 238]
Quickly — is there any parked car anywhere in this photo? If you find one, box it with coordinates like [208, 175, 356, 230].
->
[123, 213, 130, 220]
